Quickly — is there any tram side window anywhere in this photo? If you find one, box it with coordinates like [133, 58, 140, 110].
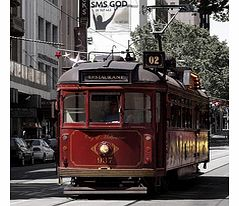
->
[200, 110, 209, 129]
[186, 108, 192, 128]
[182, 107, 192, 128]
[124, 93, 151, 123]
[171, 104, 181, 127]
[63, 93, 85, 123]
[156, 93, 160, 123]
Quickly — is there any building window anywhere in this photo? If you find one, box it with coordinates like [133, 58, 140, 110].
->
[38, 17, 44, 40]
[52, 67, 58, 89]
[10, 6, 17, 16]
[38, 62, 45, 72]
[52, 25, 58, 43]
[67, 16, 70, 35]
[53, 0, 58, 6]
[45, 65, 51, 89]
[45, 21, 51, 42]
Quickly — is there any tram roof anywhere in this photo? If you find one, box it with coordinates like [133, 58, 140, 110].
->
[59, 60, 171, 83]
[58, 60, 161, 83]
[57, 60, 207, 97]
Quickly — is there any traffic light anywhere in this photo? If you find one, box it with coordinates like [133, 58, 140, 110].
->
[194, 76, 200, 89]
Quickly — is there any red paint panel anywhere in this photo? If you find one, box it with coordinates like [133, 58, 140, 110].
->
[67, 130, 143, 168]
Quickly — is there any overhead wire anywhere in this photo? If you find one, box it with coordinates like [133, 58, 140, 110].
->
[10, 36, 64, 46]
[22, 49, 59, 88]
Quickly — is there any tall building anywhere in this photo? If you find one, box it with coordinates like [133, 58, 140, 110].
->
[10, 0, 24, 63]
[10, 0, 78, 139]
[59, 0, 79, 72]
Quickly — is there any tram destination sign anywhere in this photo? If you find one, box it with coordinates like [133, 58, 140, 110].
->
[80, 71, 130, 84]
[143, 51, 165, 69]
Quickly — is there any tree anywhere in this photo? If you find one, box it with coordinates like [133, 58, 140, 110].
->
[130, 21, 229, 99]
[180, 0, 229, 21]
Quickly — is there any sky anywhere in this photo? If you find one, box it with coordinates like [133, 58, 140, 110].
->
[210, 18, 229, 42]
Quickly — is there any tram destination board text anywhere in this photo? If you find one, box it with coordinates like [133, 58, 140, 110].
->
[80, 71, 130, 83]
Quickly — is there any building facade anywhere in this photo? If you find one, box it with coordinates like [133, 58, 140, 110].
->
[10, 0, 78, 139]
[210, 98, 229, 137]
[59, 0, 79, 72]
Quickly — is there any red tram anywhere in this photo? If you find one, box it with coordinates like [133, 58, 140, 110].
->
[56, 51, 209, 195]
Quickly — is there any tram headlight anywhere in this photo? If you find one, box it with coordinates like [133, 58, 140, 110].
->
[98, 142, 112, 156]
[99, 144, 110, 154]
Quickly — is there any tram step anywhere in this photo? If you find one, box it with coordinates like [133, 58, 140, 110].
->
[63, 186, 147, 195]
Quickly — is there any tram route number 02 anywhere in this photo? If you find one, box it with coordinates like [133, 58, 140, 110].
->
[149, 56, 161, 64]
[143, 51, 165, 69]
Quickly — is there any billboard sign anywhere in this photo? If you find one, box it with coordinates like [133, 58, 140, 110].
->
[90, 0, 130, 32]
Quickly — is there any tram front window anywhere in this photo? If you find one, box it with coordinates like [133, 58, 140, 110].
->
[124, 93, 151, 123]
[63, 93, 85, 123]
[90, 93, 120, 123]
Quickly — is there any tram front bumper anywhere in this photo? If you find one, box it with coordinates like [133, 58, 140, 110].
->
[58, 167, 164, 178]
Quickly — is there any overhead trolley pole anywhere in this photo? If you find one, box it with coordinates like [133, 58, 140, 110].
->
[142, 4, 187, 51]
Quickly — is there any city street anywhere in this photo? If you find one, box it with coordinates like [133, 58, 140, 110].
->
[10, 146, 229, 206]
[9, 1, 230, 206]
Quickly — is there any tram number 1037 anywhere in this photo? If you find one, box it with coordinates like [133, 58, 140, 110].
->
[143, 51, 165, 69]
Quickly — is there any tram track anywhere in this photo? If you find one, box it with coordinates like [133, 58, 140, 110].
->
[10, 149, 229, 205]
[49, 199, 76, 206]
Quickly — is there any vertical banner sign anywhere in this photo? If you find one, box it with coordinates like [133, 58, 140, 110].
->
[74, 25, 87, 60]
[75, 0, 90, 60]
[90, 0, 130, 31]
[79, 0, 90, 27]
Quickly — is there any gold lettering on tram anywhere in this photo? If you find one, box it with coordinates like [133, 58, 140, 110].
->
[97, 157, 113, 164]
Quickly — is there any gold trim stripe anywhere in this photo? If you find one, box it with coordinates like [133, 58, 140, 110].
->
[58, 167, 164, 177]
